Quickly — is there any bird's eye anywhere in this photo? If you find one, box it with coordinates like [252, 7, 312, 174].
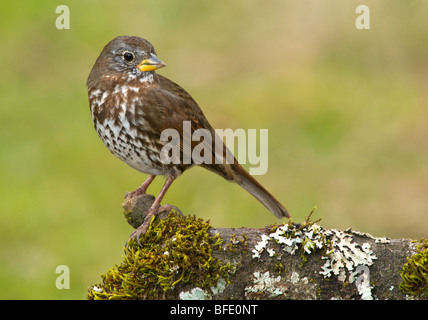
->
[123, 52, 134, 62]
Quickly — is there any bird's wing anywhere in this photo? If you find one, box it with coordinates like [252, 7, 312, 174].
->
[140, 75, 289, 218]
[140, 75, 236, 176]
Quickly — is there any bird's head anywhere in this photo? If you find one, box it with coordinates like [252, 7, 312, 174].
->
[87, 36, 166, 87]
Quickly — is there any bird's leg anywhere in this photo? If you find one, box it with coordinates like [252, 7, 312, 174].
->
[129, 174, 156, 197]
[130, 176, 177, 244]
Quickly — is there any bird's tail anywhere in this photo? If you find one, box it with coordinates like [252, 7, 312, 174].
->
[199, 132, 290, 219]
[233, 163, 290, 219]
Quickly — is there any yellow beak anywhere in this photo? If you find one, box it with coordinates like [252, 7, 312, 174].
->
[137, 53, 166, 72]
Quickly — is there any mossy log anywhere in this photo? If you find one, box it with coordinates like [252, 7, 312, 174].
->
[87, 193, 427, 300]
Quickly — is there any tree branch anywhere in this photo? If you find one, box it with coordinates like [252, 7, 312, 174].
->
[87, 193, 425, 300]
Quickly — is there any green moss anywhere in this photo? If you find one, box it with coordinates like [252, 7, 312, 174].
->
[87, 212, 234, 300]
[123, 210, 134, 226]
[316, 285, 322, 298]
[399, 239, 428, 299]
[275, 262, 285, 275]
[225, 233, 248, 255]
[300, 254, 308, 267]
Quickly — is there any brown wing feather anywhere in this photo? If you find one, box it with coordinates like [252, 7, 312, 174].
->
[143, 74, 289, 218]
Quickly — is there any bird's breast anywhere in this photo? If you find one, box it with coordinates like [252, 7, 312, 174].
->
[87, 86, 170, 176]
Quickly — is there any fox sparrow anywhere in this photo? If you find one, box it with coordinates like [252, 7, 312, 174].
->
[87, 36, 290, 241]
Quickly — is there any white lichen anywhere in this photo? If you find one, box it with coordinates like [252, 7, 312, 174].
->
[290, 271, 300, 284]
[349, 228, 391, 244]
[179, 278, 229, 300]
[319, 229, 377, 283]
[252, 234, 270, 258]
[375, 237, 391, 244]
[267, 248, 276, 257]
[179, 287, 210, 300]
[210, 278, 227, 296]
[92, 286, 103, 293]
[252, 223, 324, 259]
[355, 269, 373, 300]
[251, 222, 378, 300]
[244, 271, 284, 297]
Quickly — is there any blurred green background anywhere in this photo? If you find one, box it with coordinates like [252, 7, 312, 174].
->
[1, 0, 427, 299]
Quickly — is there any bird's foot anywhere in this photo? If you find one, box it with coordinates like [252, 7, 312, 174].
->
[126, 175, 156, 198]
[129, 212, 154, 245]
[157, 204, 183, 219]
[126, 185, 147, 198]
[128, 204, 183, 246]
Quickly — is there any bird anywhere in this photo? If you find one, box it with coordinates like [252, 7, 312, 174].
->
[86, 36, 290, 241]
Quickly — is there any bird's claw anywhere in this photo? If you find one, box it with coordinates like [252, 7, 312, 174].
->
[126, 204, 183, 247]
[158, 204, 183, 218]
